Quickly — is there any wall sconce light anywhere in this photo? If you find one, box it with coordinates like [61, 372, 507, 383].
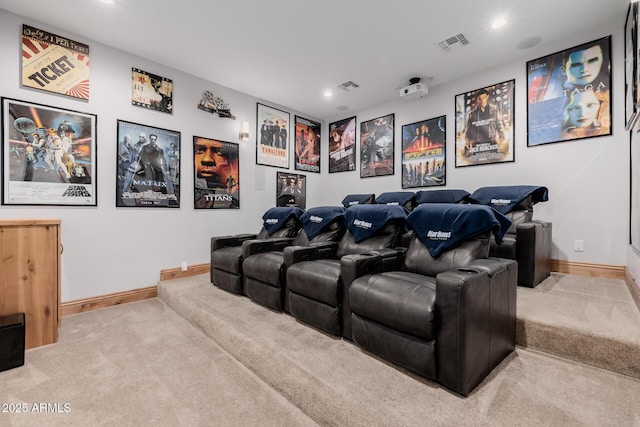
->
[239, 121, 250, 141]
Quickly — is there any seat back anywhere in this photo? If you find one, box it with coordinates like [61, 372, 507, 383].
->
[403, 204, 509, 276]
[415, 189, 470, 204]
[292, 206, 347, 246]
[375, 191, 417, 212]
[341, 193, 375, 207]
[502, 195, 534, 233]
[404, 233, 490, 276]
[256, 206, 304, 239]
[338, 205, 407, 258]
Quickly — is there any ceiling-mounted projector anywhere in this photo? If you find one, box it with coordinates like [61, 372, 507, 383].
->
[399, 77, 428, 100]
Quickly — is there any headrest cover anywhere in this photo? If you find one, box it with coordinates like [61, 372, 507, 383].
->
[341, 194, 375, 207]
[345, 204, 407, 243]
[375, 191, 416, 207]
[407, 204, 511, 257]
[415, 189, 470, 204]
[469, 186, 549, 214]
[300, 206, 346, 240]
[261, 207, 304, 235]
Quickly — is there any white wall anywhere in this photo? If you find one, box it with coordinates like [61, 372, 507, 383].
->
[0, 9, 633, 302]
[0, 9, 324, 301]
[321, 22, 628, 268]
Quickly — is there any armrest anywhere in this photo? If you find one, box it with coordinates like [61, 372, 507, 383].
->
[515, 220, 552, 287]
[211, 233, 257, 252]
[309, 241, 340, 258]
[434, 257, 517, 396]
[242, 237, 294, 257]
[340, 247, 406, 340]
[283, 244, 335, 267]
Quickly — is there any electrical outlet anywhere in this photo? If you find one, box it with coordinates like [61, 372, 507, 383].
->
[573, 240, 584, 252]
[181, 261, 188, 272]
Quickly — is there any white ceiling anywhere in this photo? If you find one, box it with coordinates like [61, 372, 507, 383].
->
[0, 0, 630, 121]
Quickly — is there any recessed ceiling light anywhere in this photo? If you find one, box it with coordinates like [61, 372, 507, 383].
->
[100, 0, 114, 5]
[491, 18, 507, 30]
[323, 90, 333, 98]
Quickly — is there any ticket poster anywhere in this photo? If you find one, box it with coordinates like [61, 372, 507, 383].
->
[21, 25, 90, 100]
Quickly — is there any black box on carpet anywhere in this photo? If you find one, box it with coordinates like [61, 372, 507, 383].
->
[0, 312, 25, 372]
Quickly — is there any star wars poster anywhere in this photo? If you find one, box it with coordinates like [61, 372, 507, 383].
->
[256, 103, 289, 168]
[2, 97, 96, 206]
[360, 114, 394, 177]
[455, 80, 515, 167]
[328, 116, 356, 173]
[193, 136, 239, 209]
[276, 172, 306, 209]
[401, 116, 446, 188]
[132, 68, 173, 114]
[116, 120, 180, 208]
[21, 25, 90, 100]
[294, 116, 321, 173]
[527, 36, 611, 146]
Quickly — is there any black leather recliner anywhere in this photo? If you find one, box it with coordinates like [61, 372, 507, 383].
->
[341, 193, 375, 207]
[346, 203, 517, 396]
[469, 186, 551, 287]
[415, 189, 470, 204]
[284, 204, 407, 337]
[375, 191, 417, 212]
[242, 206, 347, 312]
[210, 207, 303, 295]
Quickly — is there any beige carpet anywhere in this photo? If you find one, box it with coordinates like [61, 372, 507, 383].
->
[1, 273, 639, 426]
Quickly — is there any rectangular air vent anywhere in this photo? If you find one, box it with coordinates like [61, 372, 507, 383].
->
[338, 81, 360, 91]
[437, 33, 470, 53]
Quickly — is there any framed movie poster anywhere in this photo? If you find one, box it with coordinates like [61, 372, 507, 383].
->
[276, 172, 306, 209]
[527, 36, 611, 146]
[2, 97, 97, 206]
[328, 116, 356, 173]
[294, 116, 321, 173]
[193, 136, 239, 209]
[360, 114, 394, 178]
[132, 68, 173, 114]
[627, 3, 639, 130]
[21, 25, 90, 100]
[256, 103, 289, 168]
[116, 120, 180, 208]
[401, 116, 446, 188]
[455, 80, 515, 167]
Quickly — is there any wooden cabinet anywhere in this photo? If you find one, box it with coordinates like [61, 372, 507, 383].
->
[0, 219, 61, 349]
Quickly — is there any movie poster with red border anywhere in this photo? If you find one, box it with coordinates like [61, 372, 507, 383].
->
[328, 116, 356, 173]
[193, 136, 239, 209]
[401, 116, 446, 188]
[21, 25, 90, 100]
[294, 116, 320, 173]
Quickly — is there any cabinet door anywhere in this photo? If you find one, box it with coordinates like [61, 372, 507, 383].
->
[0, 224, 58, 348]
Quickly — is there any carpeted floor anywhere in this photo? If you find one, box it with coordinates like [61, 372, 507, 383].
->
[1, 272, 639, 426]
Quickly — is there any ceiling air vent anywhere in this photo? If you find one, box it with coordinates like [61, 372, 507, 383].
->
[337, 81, 360, 91]
[437, 33, 470, 53]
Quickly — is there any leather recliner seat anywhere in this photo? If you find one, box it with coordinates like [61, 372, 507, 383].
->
[242, 206, 347, 312]
[469, 186, 551, 287]
[210, 207, 303, 295]
[347, 203, 517, 396]
[285, 204, 406, 337]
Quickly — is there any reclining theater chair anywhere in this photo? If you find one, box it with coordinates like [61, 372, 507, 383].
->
[242, 206, 347, 312]
[284, 204, 407, 337]
[347, 203, 517, 396]
[341, 193, 375, 207]
[469, 185, 551, 287]
[375, 191, 417, 212]
[210, 207, 303, 295]
[415, 189, 470, 204]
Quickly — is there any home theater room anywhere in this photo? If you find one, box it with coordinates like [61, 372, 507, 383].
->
[0, 0, 639, 425]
